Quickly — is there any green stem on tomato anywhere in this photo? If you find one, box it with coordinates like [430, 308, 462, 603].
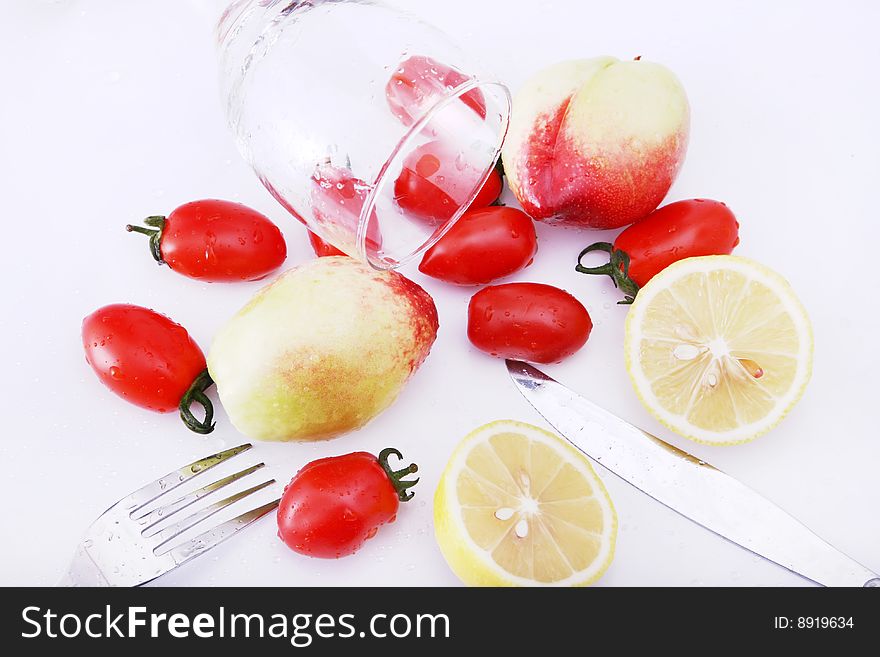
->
[178, 368, 216, 434]
[575, 241, 640, 305]
[126, 215, 167, 265]
[377, 447, 419, 502]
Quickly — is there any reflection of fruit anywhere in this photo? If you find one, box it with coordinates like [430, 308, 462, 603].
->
[434, 420, 617, 587]
[277, 448, 419, 558]
[394, 141, 499, 226]
[419, 206, 537, 285]
[310, 164, 382, 258]
[386, 55, 486, 126]
[467, 283, 592, 363]
[208, 257, 439, 441]
[625, 256, 813, 445]
[502, 57, 690, 229]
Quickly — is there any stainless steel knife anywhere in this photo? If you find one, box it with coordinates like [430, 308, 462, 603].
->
[505, 359, 879, 587]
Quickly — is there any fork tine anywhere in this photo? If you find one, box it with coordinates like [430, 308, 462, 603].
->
[149, 480, 276, 549]
[164, 498, 280, 566]
[124, 443, 252, 512]
[132, 463, 266, 526]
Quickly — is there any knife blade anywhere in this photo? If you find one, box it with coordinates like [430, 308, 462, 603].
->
[505, 359, 879, 587]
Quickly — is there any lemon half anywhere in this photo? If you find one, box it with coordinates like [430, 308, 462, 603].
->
[434, 420, 617, 587]
[625, 256, 813, 445]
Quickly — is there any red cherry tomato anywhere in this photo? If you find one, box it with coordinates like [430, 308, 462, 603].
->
[577, 199, 740, 303]
[82, 304, 215, 433]
[394, 141, 502, 225]
[467, 283, 592, 364]
[126, 200, 286, 282]
[307, 230, 347, 257]
[419, 206, 537, 285]
[385, 55, 486, 126]
[310, 164, 383, 258]
[472, 167, 503, 209]
[277, 448, 419, 559]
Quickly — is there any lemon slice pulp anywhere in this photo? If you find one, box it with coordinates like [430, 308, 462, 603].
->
[625, 255, 813, 445]
[434, 420, 616, 586]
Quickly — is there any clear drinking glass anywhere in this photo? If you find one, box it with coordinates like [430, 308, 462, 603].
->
[214, 0, 511, 268]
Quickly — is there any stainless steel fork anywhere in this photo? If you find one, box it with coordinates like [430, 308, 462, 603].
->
[59, 443, 279, 586]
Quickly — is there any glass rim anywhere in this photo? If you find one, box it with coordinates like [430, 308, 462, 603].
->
[358, 78, 512, 269]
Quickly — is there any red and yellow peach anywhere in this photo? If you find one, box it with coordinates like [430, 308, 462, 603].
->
[502, 57, 690, 229]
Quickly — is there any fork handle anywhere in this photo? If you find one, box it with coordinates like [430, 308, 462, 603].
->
[58, 544, 110, 587]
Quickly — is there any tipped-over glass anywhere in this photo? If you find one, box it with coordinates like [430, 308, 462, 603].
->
[215, 0, 510, 268]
